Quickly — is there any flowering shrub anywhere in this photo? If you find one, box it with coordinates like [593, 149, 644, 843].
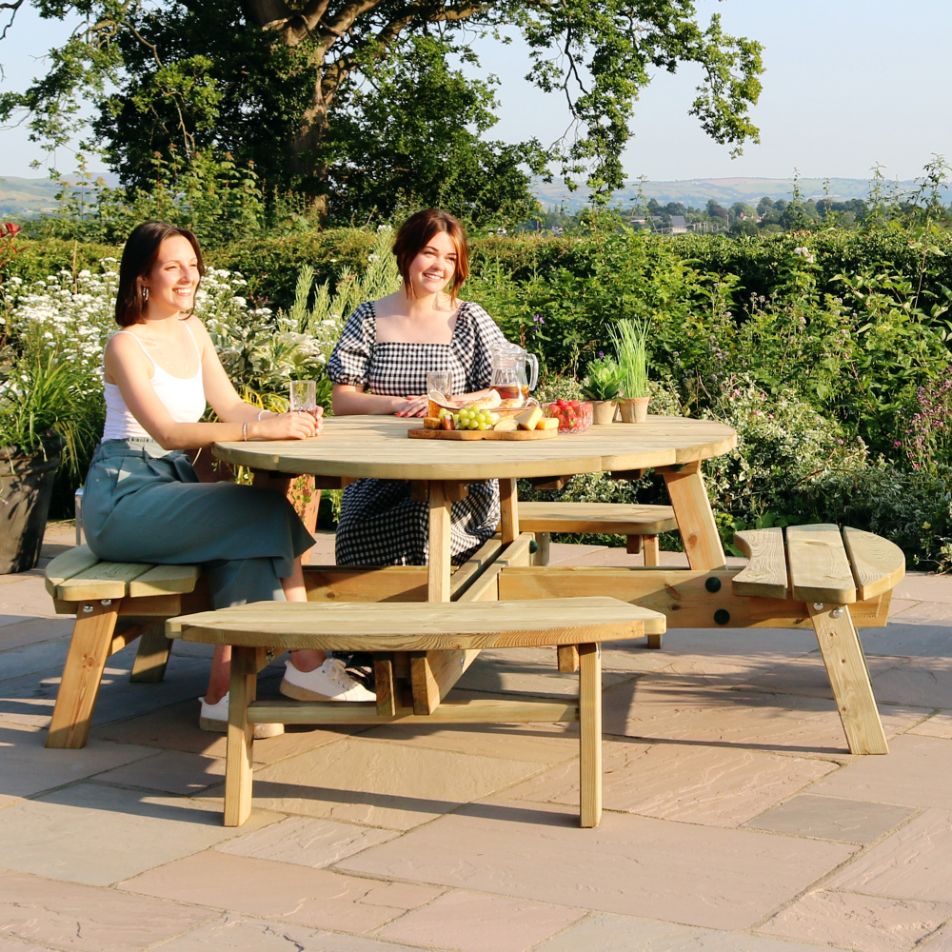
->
[904, 363, 952, 475]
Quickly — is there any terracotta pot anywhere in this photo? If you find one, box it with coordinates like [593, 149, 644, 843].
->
[591, 400, 618, 425]
[618, 396, 650, 423]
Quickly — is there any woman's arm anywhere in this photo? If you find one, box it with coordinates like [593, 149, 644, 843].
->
[332, 383, 425, 417]
[106, 328, 318, 450]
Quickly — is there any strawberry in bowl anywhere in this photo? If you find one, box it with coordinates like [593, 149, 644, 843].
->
[546, 399, 593, 433]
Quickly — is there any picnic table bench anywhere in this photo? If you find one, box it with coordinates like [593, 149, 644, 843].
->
[497, 523, 905, 755]
[518, 501, 677, 566]
[43, 545, 204, 748]
[166, 596, 666, 828]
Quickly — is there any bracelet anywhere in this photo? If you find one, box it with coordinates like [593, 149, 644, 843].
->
[241, 422, 248, 441]
[256, 409, 266, 421]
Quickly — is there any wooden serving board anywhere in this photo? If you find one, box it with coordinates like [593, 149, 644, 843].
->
[409, 427, 558, 441]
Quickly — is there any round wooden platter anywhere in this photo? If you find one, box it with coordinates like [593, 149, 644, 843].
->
[408, 426, 558, 441]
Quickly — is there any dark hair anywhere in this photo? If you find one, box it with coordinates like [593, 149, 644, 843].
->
[392, 208, 469, 300]
[114, 221, 205, 327]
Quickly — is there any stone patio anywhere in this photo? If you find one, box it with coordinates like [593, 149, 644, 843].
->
[2, 520, 951, 951]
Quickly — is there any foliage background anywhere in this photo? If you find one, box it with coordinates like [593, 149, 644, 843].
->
[2, 220, 950, 570]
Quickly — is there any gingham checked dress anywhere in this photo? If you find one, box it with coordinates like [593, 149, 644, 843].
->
[328, 299, 507, 566]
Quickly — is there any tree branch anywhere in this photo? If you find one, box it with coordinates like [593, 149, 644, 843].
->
[0, 0, 24, 43]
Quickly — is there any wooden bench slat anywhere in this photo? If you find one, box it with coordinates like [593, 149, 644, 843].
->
[518, 502, 677, 535]
[786, 524, 857, 604]
[167, 597, 667, 652]
[842, 526, 906, 601]
[127, 563, 201, 598]
[54, 560, 157, 601]
[731, 527, 789, 599]
[44, 545, 101, 596]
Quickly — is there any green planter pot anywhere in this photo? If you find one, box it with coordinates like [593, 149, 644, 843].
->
[0, 434, 63, 574]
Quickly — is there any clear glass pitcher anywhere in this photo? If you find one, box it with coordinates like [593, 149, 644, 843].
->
[489, 341, 539, 402]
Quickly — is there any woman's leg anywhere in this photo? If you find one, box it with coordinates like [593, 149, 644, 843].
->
[203, 560, 324, 703]
[283, 557, 325, 673]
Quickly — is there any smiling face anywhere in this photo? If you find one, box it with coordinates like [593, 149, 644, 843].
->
[140, 235, 201, 319]
[406, 230, 459, 299]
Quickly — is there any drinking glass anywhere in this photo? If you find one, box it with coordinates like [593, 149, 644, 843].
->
[289, 379, 317, 415]
[426, 370, 453, 418]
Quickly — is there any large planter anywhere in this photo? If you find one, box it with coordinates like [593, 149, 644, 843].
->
[0, 434, 64, 574]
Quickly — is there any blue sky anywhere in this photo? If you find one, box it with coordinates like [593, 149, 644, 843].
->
[2, 0, 950, 183]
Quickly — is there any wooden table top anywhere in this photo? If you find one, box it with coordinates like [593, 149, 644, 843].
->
[214, 414, 737, 481]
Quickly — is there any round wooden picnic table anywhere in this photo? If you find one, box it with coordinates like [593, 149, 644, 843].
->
[214, 413, 738, 600]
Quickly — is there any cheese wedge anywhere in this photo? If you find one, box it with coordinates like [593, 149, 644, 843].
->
[493, 416, 518, 432]
[535, 416, 559, 430]
[515, 405, 543, 430]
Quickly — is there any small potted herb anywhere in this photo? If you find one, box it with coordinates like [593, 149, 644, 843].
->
[581, 355, 623, 424]
[611, 318, 651, 422]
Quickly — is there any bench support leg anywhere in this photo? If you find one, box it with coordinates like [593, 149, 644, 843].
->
[47, 602, 118, 749]
[808, 603, 888, 755]
[224, 645, 259, 826]
[578, 642, 602, 828]
[130, 621, 172, 683]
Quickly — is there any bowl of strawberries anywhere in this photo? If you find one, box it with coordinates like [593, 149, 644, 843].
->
[546, 399, 593, 434]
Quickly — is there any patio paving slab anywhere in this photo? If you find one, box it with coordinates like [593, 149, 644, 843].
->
[908, 711, 952, 738]
[374, 888, 585, 951]
[0, 781, 278, 885]
[501, 736, 835, 827]
[217, 736, 547, 830]
[807, 733, 952, 810]
[758, 888, 952, 952]
[535, 913, 847, 951]
[823, 808, 952, 903]
[337, 800, 855, 931]
[215, 815, 401, 869]
[744, 794, 915, 843]
[0, 722, 155, 798]
[119, 850, 415, 934]
[153, 915, 422, 952]
[0, 868, 215, 952]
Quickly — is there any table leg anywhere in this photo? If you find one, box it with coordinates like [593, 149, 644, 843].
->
[223, 645, 258, 827]
[427, 481, 452, 603]
[578, 642, 602, 828]
[499, 477, 520, 543]
[660, 460, 726, 571]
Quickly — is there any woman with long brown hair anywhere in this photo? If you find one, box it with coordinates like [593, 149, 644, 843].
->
[81, 221, 374, 736]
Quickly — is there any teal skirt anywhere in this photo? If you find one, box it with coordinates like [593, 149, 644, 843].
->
[82, 438, 314, 608]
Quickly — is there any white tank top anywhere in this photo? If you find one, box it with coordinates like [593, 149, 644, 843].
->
[102, 321, 207, 440]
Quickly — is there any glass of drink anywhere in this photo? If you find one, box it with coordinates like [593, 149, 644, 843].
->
[289, 379, 317, 415]
[426, 370, 453, 418]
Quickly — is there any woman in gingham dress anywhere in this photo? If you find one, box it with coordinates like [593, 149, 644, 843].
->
[328, 208, 510, 566]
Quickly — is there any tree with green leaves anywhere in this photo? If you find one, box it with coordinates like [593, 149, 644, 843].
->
[1, 1, 763, 222]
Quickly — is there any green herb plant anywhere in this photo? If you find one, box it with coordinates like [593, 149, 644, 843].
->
[581, 355, 623, 401]
[611, 317, 650, 398]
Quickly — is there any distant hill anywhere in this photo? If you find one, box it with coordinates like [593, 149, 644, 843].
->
[534, 175, 951, 212]
[2, 173, 949, 220]
[0, 176, 62, 218]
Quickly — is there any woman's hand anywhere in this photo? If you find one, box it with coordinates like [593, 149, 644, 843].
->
[394, 395, 427, 418]
[255, 408, 322, 440]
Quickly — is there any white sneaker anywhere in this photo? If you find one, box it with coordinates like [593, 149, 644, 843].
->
[199, 693, 284, 739]
[280, 658, 376, 702]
